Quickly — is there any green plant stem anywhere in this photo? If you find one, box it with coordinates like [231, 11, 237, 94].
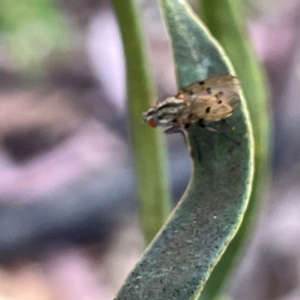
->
[111, 0, 171, 245]
[199, 0, 271, 299]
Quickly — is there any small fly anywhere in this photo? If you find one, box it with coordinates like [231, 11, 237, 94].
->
[143, 74, 240, 129]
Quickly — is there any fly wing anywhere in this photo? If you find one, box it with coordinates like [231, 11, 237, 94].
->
[178, 74, 241, 121]
[183, 74, 240, 95]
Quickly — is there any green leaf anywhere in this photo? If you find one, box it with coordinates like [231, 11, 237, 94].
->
[114, 0, 254, 299]
[111, 0, 171, 245]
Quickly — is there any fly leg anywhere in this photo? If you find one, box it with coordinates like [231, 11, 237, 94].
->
[164, 125, 201, 160]
[164, 125, 187, 145]
[183, 123, 202, 161]
[198, 120, 240, 145]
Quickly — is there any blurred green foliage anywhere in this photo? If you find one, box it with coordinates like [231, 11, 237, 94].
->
[0, 0, 69, 74]
[199, 0, 270, 299]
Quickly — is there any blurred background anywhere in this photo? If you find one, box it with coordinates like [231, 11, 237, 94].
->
[0, 0, 299, 299]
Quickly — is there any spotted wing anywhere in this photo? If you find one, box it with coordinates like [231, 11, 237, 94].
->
[176, 74, 240, 123]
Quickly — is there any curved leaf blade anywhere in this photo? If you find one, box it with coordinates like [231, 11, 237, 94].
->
[115, 0, 254, 299]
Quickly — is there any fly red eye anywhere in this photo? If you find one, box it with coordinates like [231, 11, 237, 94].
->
[147, 117, 157, 127]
